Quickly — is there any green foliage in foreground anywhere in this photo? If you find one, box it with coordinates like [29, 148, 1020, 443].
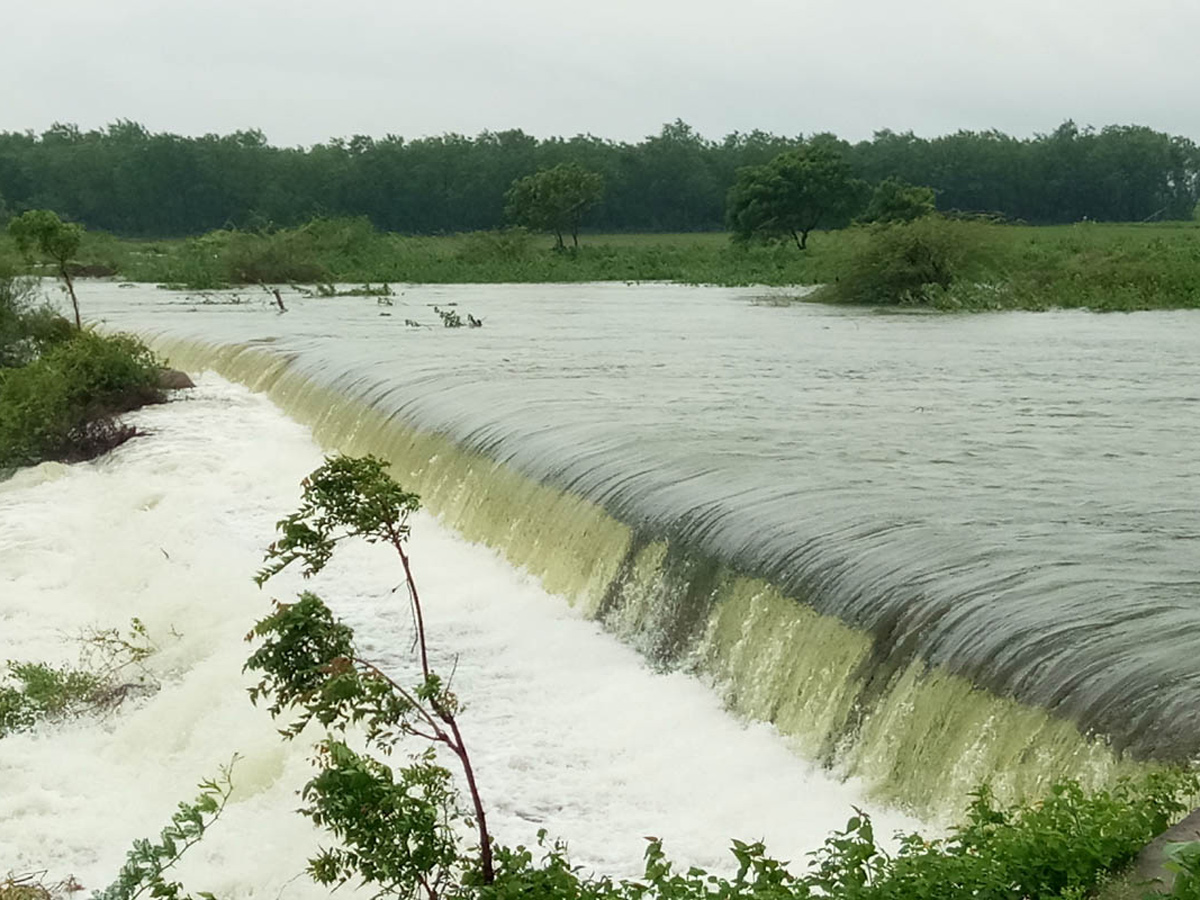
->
[0, 329, 165, 469]
[94, 761, 235, 900]
[1164, 842, 1200, 898]
[235, 454, 1200, 900]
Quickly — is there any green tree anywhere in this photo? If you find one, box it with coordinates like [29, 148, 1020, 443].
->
[504, 163, 604, 250]
[8, 210, 84, 329]
[859, 177, 937, 224]
[726, 147, 865, 249]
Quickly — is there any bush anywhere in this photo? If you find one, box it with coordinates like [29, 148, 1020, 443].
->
[858, 177, 937, 225]
[455, 227, 536, 264]
[221, 229, 331, 284]
[0, 662, 103, 736]
[0, 619, 160, 738]
[0, 260, 72, 367]
[0, 330, 164, 468]
[819, 217, 983, 305]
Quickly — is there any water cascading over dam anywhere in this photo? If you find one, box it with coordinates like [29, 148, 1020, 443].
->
[85, 281, 1200, 816]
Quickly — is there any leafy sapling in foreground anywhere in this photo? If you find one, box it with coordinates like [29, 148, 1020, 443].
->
[248, 455, 495, 895]
[94, 760, 237, 900]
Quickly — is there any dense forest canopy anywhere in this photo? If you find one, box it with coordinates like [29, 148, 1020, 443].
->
[0, 119, 1195, 237]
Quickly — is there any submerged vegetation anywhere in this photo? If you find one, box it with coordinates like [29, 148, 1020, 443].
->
[0, 619, 160, 738]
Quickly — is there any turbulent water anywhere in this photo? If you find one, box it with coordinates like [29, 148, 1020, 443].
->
[0, 377, 919, 892]
[77, 282, 1200, 809]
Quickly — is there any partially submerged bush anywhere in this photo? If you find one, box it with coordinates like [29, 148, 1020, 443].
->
[0, 330, 165, 468]
[0, 619, 160, 737]
[142, 217, 396, 288]
[0, 662, 103, 735]
[819, 216, 984, 305]
[222, 229, 331, 284]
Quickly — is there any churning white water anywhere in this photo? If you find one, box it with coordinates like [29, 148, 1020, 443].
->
[0, 376, 918, 896]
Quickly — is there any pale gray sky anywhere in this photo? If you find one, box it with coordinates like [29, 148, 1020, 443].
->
[5, 0, 1198, 145]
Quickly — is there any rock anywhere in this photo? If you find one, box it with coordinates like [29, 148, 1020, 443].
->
[1133, 807, 1200, 894]
[157, 368, 196, 390]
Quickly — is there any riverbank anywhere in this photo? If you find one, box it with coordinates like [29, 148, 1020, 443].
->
[5, 218, 1199, 311]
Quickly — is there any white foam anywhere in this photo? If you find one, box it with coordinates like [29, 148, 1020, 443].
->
[0, 375, 919, 895]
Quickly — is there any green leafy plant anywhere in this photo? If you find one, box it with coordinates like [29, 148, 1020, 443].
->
[93, 760, 237, 900]
[249, 455, 495, 893]
[818, 216, 984, 305]
[727, 146, 867, 250]
[505, 163, 605, 251]
[1163, 840, 1200, 898]
[7, 210, 85, 330]
[0, 330, 164, 469]
[0, 259, 71, 368]
[0, 662, 102, 736]
[0, 619, 163, 738]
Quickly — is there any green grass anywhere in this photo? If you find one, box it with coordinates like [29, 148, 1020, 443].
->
[3, 219, 1198, 310]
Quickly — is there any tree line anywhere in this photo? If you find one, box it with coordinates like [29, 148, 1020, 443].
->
[0, 118, 1195, 238]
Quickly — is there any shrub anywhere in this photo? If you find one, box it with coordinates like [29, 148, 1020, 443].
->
[819, 216, 983, 305]
[0, 330, 164, 468]
[858, 177, 937, 225]
[0, 662, 101, 736]
[0, 619, 160, 738]
[455, 227, 535, 264]
[0, 260, 72, 367]
[221, 229, 331, 284]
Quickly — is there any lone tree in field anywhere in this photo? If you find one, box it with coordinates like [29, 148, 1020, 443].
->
[8, 210, 85, 329]
[505, 163, 604, 250]
[726, 147, 865, 249]
[858, 177, 938, 225]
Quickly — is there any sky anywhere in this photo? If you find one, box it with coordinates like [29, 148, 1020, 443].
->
[4, 0, 1198, 147]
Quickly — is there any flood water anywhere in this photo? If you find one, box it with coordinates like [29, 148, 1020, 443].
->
[0, 376, 919, 895]
[84, 281, 1200, 762]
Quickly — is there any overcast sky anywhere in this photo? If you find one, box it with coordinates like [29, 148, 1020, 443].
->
[5, 0, 1198, 147]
